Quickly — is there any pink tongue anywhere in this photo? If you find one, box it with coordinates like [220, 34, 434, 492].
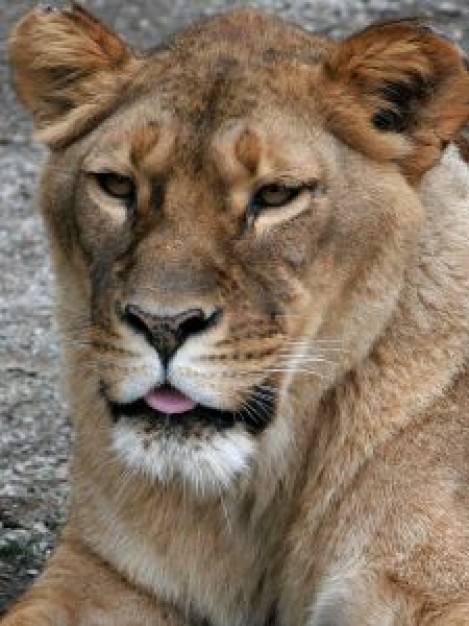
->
[144, 386, 197, 415]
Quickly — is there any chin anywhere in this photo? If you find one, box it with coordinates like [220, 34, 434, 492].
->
[108, 384, 277, 496]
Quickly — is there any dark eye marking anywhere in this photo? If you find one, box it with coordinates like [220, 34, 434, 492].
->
[94, 172, 136, 202]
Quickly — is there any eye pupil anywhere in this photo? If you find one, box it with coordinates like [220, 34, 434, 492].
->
[254, 183, 301, 209]
[96, 173, 135, 200]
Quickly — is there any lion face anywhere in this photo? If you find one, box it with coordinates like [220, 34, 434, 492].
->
[45, 101, 347, 493]
[10, 7, 469, 494]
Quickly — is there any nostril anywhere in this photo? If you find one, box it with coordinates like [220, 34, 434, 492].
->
[123, 304, 154, 341]
[176, 309, 206, 341]
[176, 308, 222, 342]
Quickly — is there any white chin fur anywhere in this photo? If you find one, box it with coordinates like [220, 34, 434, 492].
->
[111, 423, 256, 496]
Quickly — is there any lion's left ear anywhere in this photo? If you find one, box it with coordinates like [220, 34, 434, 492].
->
[9, 3, 142, 148]
[322, 21, 469, 181]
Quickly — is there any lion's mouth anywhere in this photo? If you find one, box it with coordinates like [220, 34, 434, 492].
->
[109, 383, 277, 435]
[143, 385, 198, 414]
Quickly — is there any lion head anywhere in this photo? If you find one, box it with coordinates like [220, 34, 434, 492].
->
[10, 6, 469, 495]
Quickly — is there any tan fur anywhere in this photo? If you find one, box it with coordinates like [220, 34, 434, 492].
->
[4, 5, 469, 625]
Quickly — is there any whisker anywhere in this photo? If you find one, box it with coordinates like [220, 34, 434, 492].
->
[248, 388, 276, 403]
[239, 402, 262, 426]
[138, 286, 161, 295]
[275, 354, 337, 363]
[264, 367, 326, 380]
[243, 395, 271, 425]
[219, 493, 233, 535]
[279, 346, 347, 354]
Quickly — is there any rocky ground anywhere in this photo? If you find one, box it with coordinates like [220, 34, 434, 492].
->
[1, 0, 469, 616]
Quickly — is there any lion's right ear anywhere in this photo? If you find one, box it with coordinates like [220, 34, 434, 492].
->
[9, 3, 142, 148]
[321, 20, 469, 182]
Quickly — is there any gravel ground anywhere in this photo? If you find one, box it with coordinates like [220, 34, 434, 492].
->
[1, 0, 469, 616]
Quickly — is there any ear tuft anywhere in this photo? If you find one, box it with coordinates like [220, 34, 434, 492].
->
[322, 21, 469, 181]
[9, 3, 141, 147]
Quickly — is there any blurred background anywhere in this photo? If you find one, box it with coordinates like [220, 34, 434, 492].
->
[1, 0, 468, 615]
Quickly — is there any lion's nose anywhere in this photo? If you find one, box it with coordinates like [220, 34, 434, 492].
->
[123, 304, 221, 364]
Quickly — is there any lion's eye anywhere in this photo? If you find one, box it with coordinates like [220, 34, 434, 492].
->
[95, 173, 135, 201]
[253, 184, 302, 209]
[246, 183, 304, 227]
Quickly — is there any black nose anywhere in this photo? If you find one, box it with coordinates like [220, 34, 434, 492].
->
[123, 304, 221, 364]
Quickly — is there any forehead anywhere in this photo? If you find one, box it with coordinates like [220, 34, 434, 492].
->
[85, 99, 328, 184]
[80, 10, 336, 178]
[85, 20, 331, 175]
[142, 12, 330, 122]
[84, 10, 334, 150]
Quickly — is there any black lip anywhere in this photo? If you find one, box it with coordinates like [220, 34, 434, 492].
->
[108, 384, 277, 436]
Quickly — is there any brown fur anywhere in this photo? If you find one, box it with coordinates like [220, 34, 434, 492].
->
[457, 131, 469, 162]
[4, 5, 469, 625]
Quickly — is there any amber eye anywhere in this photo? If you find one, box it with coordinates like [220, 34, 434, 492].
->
[95, 173, 135, 201]
[253, 183, 302, 209]
[246, 183, 304, 226]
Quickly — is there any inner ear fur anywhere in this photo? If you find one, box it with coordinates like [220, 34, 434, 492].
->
[321, 20, 469, 181]
[9, 3, 142, 148]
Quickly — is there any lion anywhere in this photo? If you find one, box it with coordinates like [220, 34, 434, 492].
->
[4, 4, 469, 625]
